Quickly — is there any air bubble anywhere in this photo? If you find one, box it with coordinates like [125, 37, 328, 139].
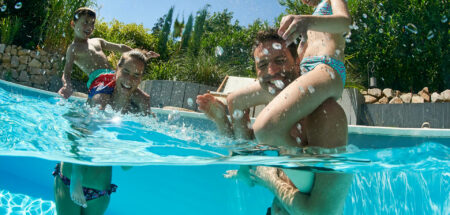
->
[215, 46, 224, 57]
[296, 123, 302, 132]
[379, 29, 384, 33]
[296, 137, 302, 144]
[327, 69, 335, 79]
[232, 110, 244, 119]
[272, 42, 282, 50]
[345, 38, 351, 43]
[273, 80, 285, 89]
[263, 48, 269, 55]
[14, 2, 22, 9]
[255, 57, 260, 63]
[299, 86, 305, 93]
[362, 13, 367, 19]
[427, 31, 434, 40]
[0, 5, 6, 12]
[187, 98, 194, 107]
[308, 86, 315, 94]
[442, 15, 448, 23]
[363, 23, 367, 28]
[268, 86, 276, 94]
[380, 16, 384, 21]
[335, 49, 341, 56]
[75, 14, 79, 20]
[404, 23, 418, 34]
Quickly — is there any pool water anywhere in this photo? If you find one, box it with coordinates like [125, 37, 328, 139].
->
[0, 79, 449, 214]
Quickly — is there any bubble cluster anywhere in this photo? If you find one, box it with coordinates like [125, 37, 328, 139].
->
[232, 110, 244, 119]
[215, 46, 224, 57]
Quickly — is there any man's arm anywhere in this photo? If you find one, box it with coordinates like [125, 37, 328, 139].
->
[58, 45, 76, 99]
[227, 81, 273, 140]
[98, 38, 132, 53]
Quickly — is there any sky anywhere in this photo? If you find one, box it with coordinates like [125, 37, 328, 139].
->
[95, 0, 285, 30]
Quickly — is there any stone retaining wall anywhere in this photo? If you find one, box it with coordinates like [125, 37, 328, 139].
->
[362, 87, 450, 104]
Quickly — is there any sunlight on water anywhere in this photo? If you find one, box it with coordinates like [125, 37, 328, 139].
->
[0, 190, 55, 215]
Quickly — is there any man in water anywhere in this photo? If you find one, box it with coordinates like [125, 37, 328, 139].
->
[196, 28, 352, 214]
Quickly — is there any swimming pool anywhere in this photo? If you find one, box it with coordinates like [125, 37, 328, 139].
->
[0, 79, 449, 214]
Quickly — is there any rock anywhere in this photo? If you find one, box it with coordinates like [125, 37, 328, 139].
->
[40, 56, 49, 63]
[17, 49, 30, 56]
[40, 50, 48, 56]
[30, 51, 41, 60]
[378, 96, 389, 104]
[361, 90, 368, 95]
[10, 56, 19, 68]
[5, 45, 11, 54]
[29, 59, 42, 68]
[10, 47, 17, 56]
[31, 75, 46, 85]
[364, 95, 378, 103]
[389, 97, 403, 104]
[18, 70, 30, 82]
[368, 88, 382, 98]
[431, 92, 443, 103]
[17, 64, 26, 71]
[421, 87, 429, 94]
[412, 94, 424, 103]
[11, 70, 19, 79]
[43, 62, 51, 69]
[442, 90, 450, 102]
[2, 53, 11, 63]
[29, 68, 44, 75]
[0, 44, 5, 53]
[382, 88, 394, 99]
[418, 90, 430, 102]
[400, 93, 412, 103]
[32, 83, 47, 90]
[19, 55, 29, 64]
[395, 90, 401, 97]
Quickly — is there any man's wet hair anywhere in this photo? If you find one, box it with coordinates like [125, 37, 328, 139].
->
[253, 28, 298, 59]
[118, 49, 148, 68]
[73, 7, 96, 22]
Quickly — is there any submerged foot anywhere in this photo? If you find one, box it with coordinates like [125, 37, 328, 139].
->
[70, 182, 87, 208]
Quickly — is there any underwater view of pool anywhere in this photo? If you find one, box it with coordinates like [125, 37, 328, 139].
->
[1, 78, 449, 215]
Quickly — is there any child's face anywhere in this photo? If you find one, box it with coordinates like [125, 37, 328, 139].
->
[115, 56, 145, 95]
[72, 15, 95, 39]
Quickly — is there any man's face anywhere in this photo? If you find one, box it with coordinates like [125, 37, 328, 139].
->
[254, 40, 299, 95]
[115, 56, 145, 95]
[73, 15, 95, 39]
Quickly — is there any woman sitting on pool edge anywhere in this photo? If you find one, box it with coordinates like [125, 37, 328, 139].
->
[53, 49, 158, 215]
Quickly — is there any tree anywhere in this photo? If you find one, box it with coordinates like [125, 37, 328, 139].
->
[189, 5, 208, 56]
[180, 14, 193, 51]
[157, 6, 174, 59]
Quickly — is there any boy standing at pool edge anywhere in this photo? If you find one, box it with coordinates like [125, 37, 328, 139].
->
[58, 7, 158, 108]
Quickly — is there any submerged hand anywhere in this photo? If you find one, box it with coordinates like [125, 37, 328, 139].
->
[223, 166, 255, 187]
[70, 180, 87, 208]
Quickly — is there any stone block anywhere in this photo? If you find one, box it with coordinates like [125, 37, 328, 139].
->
[364, 95, 377, 104]
[2, 53, 11, 63]
[418, 91, 430, 102]
[389, 97, 403, 104]
[400, 93, 412, 103]
[0, 44, 5, 53]
[412, 95, 424, 103]
[31, 75, 46, 85]
[19, 55, 29, 64]
[17, 64, 26, 71]
[368, 88, 382, 98]
[10, 47, 17, 56]
[11, 70, 19, 79]
[361, 90, 367, 95]
[43, 62, 51, 69]
[10, 56, 19, 68]
[378, 96, 389, 104]
[382, 88, 394, 99]
[431, 92, 443, 103]
[5, 45, 11, 53]
[29, 67, 44, 75]
[40, 50, 48, 56]
[442, 90, 450, 102]
[17, 48, 30, 56]
[18, 70, 30, 82]
[29, 58, 42, 68]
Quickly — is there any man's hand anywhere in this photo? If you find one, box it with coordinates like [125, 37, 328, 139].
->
[58, 85, 73, 99]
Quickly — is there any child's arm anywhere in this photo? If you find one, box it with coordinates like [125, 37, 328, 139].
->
[98, 38, 132, 53]
[58, 45, 76, 99]
[70, 164, 87, 208]
[131, 89, 152, 116]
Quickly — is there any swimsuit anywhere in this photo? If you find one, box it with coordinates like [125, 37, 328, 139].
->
[52, 163, 117, 201]
[301, 0, 347, 86]
[87, 69, 116, 98]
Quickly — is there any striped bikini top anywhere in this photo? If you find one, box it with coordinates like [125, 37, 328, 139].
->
[313, 0, 333, 16]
